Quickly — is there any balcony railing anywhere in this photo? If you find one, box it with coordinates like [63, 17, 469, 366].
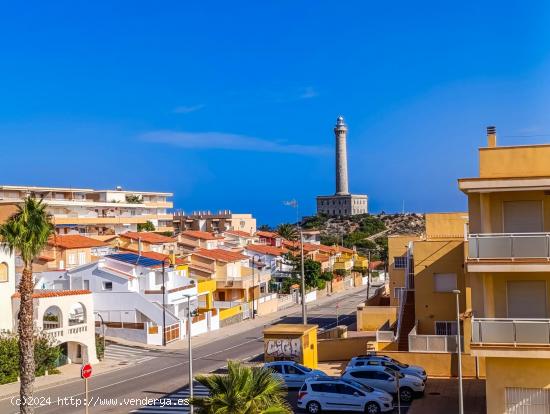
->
[468, 233, 550, 259]
[408, 322, 459, 353]
[472, 317, 550, 345]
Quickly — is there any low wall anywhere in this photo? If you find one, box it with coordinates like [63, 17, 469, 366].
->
[318, 326, 347, 340]
[219, 305, 242, 321]
[375, 351, 486, 378]
[101, 326, 147, 344]
[257, 298, 278, 316]
[318, 336, 374, 362]
[356, 304, 397, 331]
[304, 290, 317, 303]
[219, 312, 244, 328]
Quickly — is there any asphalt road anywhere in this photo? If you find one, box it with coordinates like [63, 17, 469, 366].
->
[0, 285, 371, 414]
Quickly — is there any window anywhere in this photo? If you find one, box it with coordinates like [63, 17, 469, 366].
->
[68, 253, 77, 265]
[269, 364, 283, 374]
[286, 365, 305, 375]
[78, 252, 86, 265]
[102, 281, 113, 291]
[350, 371, 374, 379]
[435, 321, 458, 335]
[311, 383, 324, 392]
[434, 273, 457, 292]
[394, 256, 407, 269]
[0, 262, 8, 282]
[367, 361, 381, 366]
[83, 280, 90, 290]
[319, 383, 339, 393]
[337, 384, 362, 395]
[393, 287, 405, 299]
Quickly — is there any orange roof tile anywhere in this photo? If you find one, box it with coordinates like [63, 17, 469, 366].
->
[194, 248, 248, 262]
[12, 289, 91, 299]
[48, 235, 109, 249]
[180, 230, 223, 241]
[245, 244, 288, 257]
[224, 230, 255, 238]
[121, 231, 176, 244]
[256, 231, 280, 239]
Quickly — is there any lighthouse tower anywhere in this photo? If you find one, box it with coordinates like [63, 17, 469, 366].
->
[335, 116, 350, 195]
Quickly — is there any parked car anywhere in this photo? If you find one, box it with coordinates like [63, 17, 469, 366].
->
[346, 355, 427, 381]
[297, 376, 394, 413]
[342, 365, 425, 402]
[264, 361, 327, 388]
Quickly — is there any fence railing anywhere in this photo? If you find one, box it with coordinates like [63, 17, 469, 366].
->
[408, 322, 459, 353]
[468, 233, 550, 259]
[472, 317, 550, 345]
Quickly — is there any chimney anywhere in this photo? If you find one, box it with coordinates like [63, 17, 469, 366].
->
[487, 126, 497, 147]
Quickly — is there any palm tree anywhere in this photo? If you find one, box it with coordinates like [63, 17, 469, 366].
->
[0, 197, 53, 414]
[276, 224, 298, 241]
[191, 360, 291, 414]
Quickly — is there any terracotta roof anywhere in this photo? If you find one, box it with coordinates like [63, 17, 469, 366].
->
[180, 230, 223, 241]
[48, 235, 109, 249]
[283, 240, 320, 253]
[188, 262, 215, 275]
[245, 244, 288, 257]
[256, 231, 280, 239]
[194, 248, 248, 262]
[369, 260, 384, 270]
[224, 230, 255, 238]
[121, 231, 176, 244]
[12, 289, 92, 299]
[37, 255, 55, 262]
[120, 248, 188, 266]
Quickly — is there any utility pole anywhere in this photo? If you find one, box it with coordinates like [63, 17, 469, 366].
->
[453, 289, 464, 414]
[161, 260, 167, 346]
[185, 294, 194, 414]
[300, 227, 307, 324]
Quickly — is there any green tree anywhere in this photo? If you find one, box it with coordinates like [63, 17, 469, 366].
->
[257, 224, 272, 232]
[125, 194, 143, 204]
[137, 220, 156, 232]
[276, 224, 298, 241]
[0, 197, 53, 413]
[280, 277, 300, 294]
[286, 254, 321, 289]
[191, 360, 291, 414]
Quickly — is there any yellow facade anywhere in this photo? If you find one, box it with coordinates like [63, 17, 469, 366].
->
[263, 324, 318, 368]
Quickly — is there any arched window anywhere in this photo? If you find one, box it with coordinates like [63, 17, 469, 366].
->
[68, 303, 86, 326]
[43, 306, 63, 330]
[0, 262, 8, 282]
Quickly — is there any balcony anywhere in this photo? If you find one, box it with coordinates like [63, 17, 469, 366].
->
[467, 233, 550, 272]
[408, 323, 459, 353]
[471, 317, 550, 357]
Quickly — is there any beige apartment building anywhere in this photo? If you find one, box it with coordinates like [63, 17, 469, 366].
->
[173, 210, 256, 235]
[461, 127, 550, 413]
[0, 185, 173, 235]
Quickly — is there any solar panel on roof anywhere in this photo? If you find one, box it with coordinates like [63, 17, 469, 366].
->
[106, 253, 164, 268]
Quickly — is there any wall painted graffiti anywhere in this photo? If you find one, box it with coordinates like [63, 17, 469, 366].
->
[265, 338, 301, 358]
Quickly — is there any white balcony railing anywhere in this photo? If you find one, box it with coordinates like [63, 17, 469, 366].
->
[408, 322, 459, 353]
[472, 317, 550, 345]
[468, 233, 550, 259]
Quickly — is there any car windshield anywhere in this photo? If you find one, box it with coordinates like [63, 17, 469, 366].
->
[343, 378, 374, 393]
[384, 368, 404, 378]
[390, 359, 409, 368]
[294, 363, 312, 372]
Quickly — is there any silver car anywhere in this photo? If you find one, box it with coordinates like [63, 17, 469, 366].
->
[264, 361, 327, 388]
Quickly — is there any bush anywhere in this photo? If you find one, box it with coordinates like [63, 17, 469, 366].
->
[137, 220, 155, 232]
[316, 279, 326, 290]
[95, 333, 105, 361]
[0, 332, 61, 384]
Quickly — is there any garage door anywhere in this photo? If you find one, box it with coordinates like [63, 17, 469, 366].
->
[506, 387, 550, 413]
[503, 201, 543, 233]
[507, 281, 547, 318]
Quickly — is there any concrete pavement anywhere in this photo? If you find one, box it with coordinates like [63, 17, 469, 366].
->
[0, 283, 372, 414]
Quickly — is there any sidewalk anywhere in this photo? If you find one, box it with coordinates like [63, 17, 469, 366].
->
[0, 359, 123, 400]
[109, 282, 373, 351]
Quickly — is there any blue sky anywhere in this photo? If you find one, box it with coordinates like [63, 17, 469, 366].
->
[1, 1, 550, 225]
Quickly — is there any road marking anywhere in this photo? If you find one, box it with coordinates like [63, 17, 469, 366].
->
[104, 344, 157, 365]
[130, 382, 209, 413]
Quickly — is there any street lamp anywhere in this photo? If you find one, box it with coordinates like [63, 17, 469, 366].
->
[453, 289, 464, 414]
[299, 226, 307, 324]
[160, 257, 173, 347]
[94, 312, 106, 359]
[251, 254, 263, 319]
[183, 294, 196, 414]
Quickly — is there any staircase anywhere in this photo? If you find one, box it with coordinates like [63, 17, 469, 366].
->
[397, 290, 415, 351]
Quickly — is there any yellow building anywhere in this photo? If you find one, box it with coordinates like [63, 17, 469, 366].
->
[0, 185, 173, 235]
[460, 127, 550, 413]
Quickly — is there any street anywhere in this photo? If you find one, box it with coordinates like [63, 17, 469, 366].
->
[0, 285, 371, 414]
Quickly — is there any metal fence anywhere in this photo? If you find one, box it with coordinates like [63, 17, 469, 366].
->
[469, 233, 550, 259]
[472, 317, 550, 345]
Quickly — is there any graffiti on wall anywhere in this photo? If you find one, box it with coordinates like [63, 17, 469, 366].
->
[265, 338, 301, 358]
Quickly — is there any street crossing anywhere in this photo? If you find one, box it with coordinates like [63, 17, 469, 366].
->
[104, 343, 158, 365]
[130, 382, 209, 413]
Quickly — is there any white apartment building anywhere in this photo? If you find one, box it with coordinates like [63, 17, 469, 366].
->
[0, 185, 173, 235]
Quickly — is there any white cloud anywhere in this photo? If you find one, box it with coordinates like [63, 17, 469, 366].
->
[299, 87, 319, 99]
[173, 104, 206, 114]
[141, 130, 330, 156]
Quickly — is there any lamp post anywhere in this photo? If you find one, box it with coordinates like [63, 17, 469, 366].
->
[453, 289, 464, 414]
[183, 294, 196, 414]
[251, 254, 262, 319]
[300, 227, 307, 324]
[94, 312, 106, 359]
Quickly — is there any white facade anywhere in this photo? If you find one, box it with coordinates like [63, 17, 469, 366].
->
[0, 246, 16, 332]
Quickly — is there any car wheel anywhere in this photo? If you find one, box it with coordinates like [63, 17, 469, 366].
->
[365, 401, 381, 414]
[306, 401, 322, 413]
[399, 387, 413, 402]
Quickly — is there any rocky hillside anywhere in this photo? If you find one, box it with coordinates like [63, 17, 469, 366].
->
[300, 213, 426, 260]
